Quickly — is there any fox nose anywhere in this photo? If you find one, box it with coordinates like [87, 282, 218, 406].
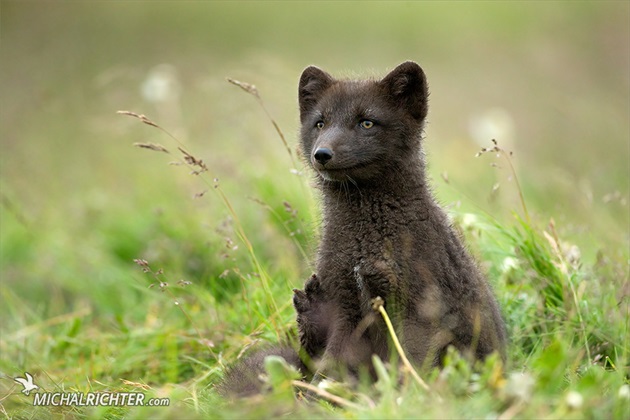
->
[313, 147, 333, 165]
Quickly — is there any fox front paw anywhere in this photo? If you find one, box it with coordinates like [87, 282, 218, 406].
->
[293, 274, 322, 313]
[293, 273, 330, 359]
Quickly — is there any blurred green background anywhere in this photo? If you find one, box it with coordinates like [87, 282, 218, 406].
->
[2, 1, 628, 252]
[1, 0, 628, 413]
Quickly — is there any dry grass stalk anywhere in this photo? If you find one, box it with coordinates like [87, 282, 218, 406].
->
[133, 142, 170, 153]
[119, 110, 209, 175]
[117, 110, 187, 152]
[226, 77, 297, 168]
[120, 379, 151, 391]
[476, 138, 529, 223]
[119, 108, 281, 335]
[226, 77, 260, 99]
[291, 380, 364, 410]
[117, 110, 159, 128]
[178, 146, 208, 174]
[371, 297, 435, 396]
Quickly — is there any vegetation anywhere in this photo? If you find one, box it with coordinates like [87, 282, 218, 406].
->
[1, 2, 627, 418]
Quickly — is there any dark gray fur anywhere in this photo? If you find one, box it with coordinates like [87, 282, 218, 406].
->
[296, 61, 506, 375]
[217, 345, 304, 397]
[219, 62, 506, 397]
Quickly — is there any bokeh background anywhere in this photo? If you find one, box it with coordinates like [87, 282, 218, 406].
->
[3, 1, 628, 253]
[1, 1, 628, 414]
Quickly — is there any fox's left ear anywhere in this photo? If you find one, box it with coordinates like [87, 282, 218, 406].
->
[299, 66, 334, 121]
[380, 61, 428, 121]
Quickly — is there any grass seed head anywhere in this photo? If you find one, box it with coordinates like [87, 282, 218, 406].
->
[194, 190, 208, 199]
[133, 142, 169, 153]
[133, 258, 151, 272]
[177, 147, 208, 174]
[226, 77, 260, 99]
[117, 110, 159, 128]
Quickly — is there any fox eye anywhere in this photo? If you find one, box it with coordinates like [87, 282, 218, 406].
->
[315, 121, 325, 129]
[360, 120, 374, 129]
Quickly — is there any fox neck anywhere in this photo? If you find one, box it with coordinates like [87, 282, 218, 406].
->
[319, 156, 430, 228]
[320, 155, 426, 198]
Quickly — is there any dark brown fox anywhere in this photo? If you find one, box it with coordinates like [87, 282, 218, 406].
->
[294, 61, 506, 375]
[220, 62, 506, 396]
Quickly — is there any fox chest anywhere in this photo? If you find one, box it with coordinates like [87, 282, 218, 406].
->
[317, 224, 417, 303]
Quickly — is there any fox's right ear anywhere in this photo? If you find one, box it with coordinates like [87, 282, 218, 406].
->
[381, 61, 428, 121]
[299, 66, 334, 121]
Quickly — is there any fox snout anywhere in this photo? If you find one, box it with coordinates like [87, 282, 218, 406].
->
[313, 147, 334, 166]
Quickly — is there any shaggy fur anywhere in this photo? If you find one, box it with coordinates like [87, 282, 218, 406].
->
[295, 61, 506, 376]
[218, 345, 305, 397]
[220, 62, 506, 396]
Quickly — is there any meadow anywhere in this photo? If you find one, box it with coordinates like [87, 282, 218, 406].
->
[1, 2, 628, 418]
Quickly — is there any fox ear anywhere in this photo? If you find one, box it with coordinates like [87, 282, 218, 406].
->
[299, 66, 334, 121]
[381, 61, 428, 121]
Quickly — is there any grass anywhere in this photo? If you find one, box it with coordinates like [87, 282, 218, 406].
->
[1, 2, 628, 418]
[2, 73, 628, 419]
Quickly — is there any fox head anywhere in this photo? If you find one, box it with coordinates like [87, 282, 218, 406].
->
[298, 61, 429, 184]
